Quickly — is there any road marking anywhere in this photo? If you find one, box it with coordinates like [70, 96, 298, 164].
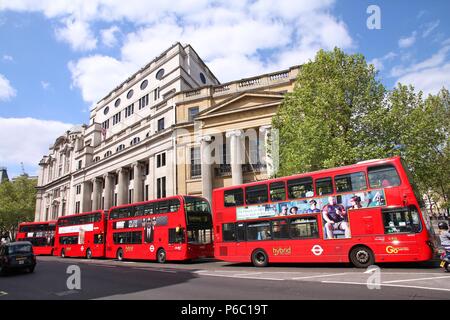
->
[382, 275, 450, 284]
[122, 261, 136, 264]
[0, 291, 8, 297]
[322, 280, 450, 292]
[133, 268, 177, 273]
[195, 272, 283, 281]
[91, 264, 116, 268]
[54, 290, 80, 296]
[292, 273, 350, 280]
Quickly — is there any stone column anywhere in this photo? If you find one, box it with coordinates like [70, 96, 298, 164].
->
[259, 125, 276, 177]
[92, 178, 102, 210]
[132, 162, 144, 203]
[198, 135, 213, 202]
[226, 130, 244, 186]
[35, 193, 43, 222]
[103, 173, 114, 210]
[117, 167, 129, 205]
[81, 180, 93, 212]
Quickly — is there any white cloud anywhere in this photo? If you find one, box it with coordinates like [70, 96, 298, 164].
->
[0, 74, 16, 101]
[422, 20, 440, 38]
[0, 117, 73, 170]
[100, 25, 120, 47]
[398, 32, 417, 48]
[55, 18, 97, 51]
[396, 63, 450, 96]
[368, 52, 397, 72]
[2, 54, 13, 62]
[394, 45, 450, 95]
[1, 0, 354, 104]
[68, 55, 135, 104]
[41, 81, 50, 90]
[391, 45, 450, 77]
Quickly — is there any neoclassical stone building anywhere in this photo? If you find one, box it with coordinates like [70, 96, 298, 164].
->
[35, 42, 299, 221]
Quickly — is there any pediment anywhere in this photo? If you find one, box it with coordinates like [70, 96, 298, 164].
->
[196, 91, 284, 119]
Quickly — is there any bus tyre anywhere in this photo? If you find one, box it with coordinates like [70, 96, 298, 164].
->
[157, 249, 166, 264]
[251, 249, 268, 267]
[350, 246, 375, 268]
[86, 248, 92, 260]
[61, 249, 65, 258]
[117, 248, 124, 261]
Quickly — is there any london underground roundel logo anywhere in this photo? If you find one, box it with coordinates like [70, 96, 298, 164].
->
[311, 245, 324, 256]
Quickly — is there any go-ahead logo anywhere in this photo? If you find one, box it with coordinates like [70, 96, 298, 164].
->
[385, 245, 409, 254]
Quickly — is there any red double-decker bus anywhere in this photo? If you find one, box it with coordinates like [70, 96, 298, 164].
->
[53, 210, 106, 259]
[212, 157, 435, 267]
[106, 195, 213, 263]
[16, 221, 56, 255]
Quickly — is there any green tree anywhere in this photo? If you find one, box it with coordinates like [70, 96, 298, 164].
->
[0, 175, 37, 240]
[273, 48, 449, 213]
[273, 47, 385, 176]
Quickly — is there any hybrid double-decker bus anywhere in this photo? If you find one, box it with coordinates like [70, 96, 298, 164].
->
[212, 157, 435, 267]
[53, 210, 106, 259]
[16, 221, 56, 255]
[106, 195, 213, 262]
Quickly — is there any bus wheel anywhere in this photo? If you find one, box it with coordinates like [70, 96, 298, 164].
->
[350, 246, 374, 268]
[86, 248, 92, 260]
[61, 249, 65, 258]
[251, 249, 268, 267]
[116, 248, 124, 261]
[157, 249, 166, 264]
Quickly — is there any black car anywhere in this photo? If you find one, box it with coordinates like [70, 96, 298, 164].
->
[0, 241, 36, 274]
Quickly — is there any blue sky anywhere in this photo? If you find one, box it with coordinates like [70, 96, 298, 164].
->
[0, 0, 449, 178]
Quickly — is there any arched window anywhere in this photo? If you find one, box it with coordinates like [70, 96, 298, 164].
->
[104, 151, 112, 158]
[130, 137, 141, 146]
[116, 144, 125, 152]
[93, 156, 101, 162]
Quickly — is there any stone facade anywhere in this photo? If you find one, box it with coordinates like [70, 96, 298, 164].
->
[35, 42, 300, 221]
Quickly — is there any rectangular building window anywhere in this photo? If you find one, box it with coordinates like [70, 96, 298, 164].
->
[102, 119, 109, 129]
[112, 112, 121, 125]
[154, 87, 160, 101]
[138, 94, 149, 109]
[125, 104, 134, 118]
[157, 177, 166, 199]
[157, 118, 165, 131]
[75, 201, 80, 214]
[145, 185, 149, 201]
[76, 185, 81, 195]
[157, 152, 166, 168]
[77, 160, 82, 170]
[190, 147, 201, 177]
[188, 107, 199, 121]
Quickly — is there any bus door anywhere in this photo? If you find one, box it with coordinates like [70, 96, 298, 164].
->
[235, 222, 247, 259]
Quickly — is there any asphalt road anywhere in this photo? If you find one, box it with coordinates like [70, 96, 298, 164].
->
[0, 256, 449, 300]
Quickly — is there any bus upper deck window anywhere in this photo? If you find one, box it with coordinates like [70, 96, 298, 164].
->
[335, 172, 367, 193]
[224, 189, 244, 207]
[368, 165, 401, 188]
[270, 182, 286, 202]
[246, 184, 268, 205]
[287, 177, 313, 199]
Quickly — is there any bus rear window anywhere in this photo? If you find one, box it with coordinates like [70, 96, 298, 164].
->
[224, 188, 244, 207]
[246, 184, 268, 204]
[382, 207, 421, 234]
[287, 177, 313, 199]
[368, 165, 401, 188]
[335, 172, 367, 192]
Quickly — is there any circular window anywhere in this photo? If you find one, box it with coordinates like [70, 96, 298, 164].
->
[127, 89, 134, 99]
[103, 106, 109, 115]
[114, 98, 121, 107]
[140, 79, 148, 90]
[199, 72, 206, 84]
[156, 68, 165, 80]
